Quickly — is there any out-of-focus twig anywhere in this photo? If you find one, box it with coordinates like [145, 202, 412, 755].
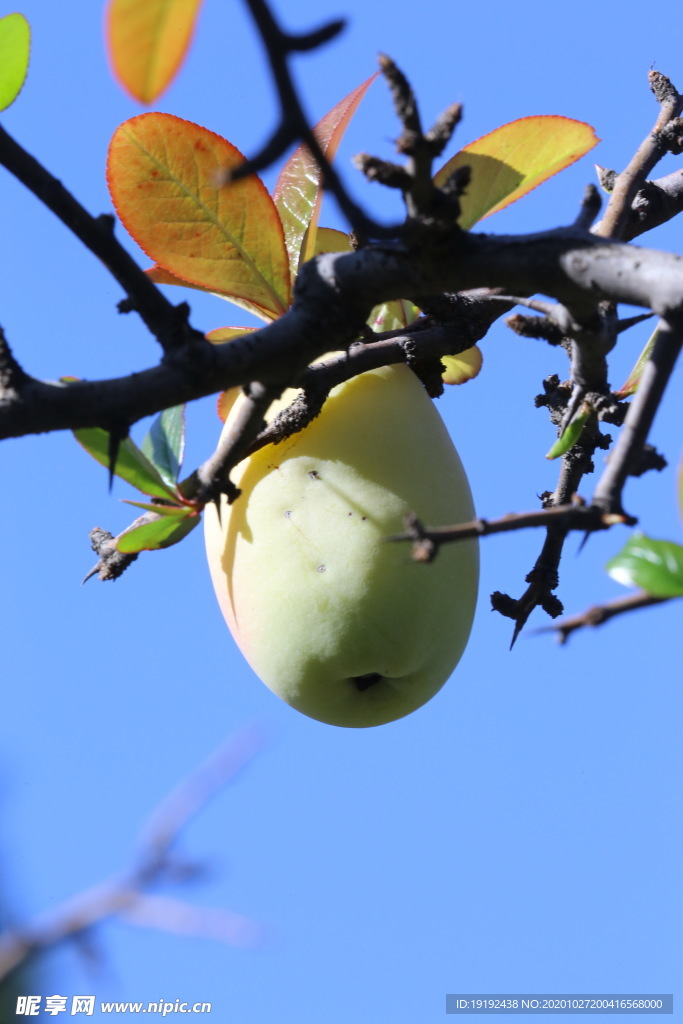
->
[0, 728, 265, 982]
[534, 590, 675, 643]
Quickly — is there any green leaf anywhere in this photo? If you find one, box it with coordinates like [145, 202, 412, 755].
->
[614, 326, 658, 398]
[116, 508, 200, 552]
[441, 346, 483, 386]
[121, 499, 190, 514]
[74, 427, 177, 500]
[141, 405, 185, 487]
[0, 12, 30, 111]
[607, 533, 683, 597]
[545, 404, 591, 460]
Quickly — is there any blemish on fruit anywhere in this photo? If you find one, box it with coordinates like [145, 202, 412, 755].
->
[317, 564, 326, 573]
[352, 672, 383, 691]
[308, 470, 321, 480]
[283, 510, 292, 518]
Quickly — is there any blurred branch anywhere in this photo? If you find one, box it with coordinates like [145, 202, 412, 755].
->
[0, 729, 265, 983]
[534, 590, 675, 643]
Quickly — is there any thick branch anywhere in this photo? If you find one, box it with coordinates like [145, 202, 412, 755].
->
[1, 230, 682, 441]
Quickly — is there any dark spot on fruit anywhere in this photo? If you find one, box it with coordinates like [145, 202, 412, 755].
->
[361, 516, 367, 521]
[353, 673, 383, 691]
[317, 564, 326, 573]
[308, 470, 321, 480]
[283, 510, 292, 518]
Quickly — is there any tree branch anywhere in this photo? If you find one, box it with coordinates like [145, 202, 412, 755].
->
[535, 590, 675, 643]
[0, 125, 202, 355]
[594, 71, 683, 239]
[0, 729, 264, 982]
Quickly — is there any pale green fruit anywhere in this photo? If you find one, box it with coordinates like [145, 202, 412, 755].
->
[204, 363, 478, 728]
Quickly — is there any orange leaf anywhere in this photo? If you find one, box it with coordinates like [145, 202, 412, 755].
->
[146, 264, 276, 322]
[273, 74, 378, 276]
[216, 387, 240, 423]
[107, 0, 203, 104]
[434, 116, 599, 230]
[441, 346, 483, 385]
[108, 113, 291, 318]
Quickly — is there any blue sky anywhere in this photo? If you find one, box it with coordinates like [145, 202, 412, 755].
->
[0, 0, 681, 1021]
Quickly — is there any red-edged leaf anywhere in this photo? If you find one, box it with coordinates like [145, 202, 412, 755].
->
[273, 74, 378, 276]
[108, 113, 291, 317]
[435, 116, 599, 230]
[0, 12, 30, 112]
[106, 0, 203, 104]
[146, 264, 276, 322]
[441, 346, 483, 385]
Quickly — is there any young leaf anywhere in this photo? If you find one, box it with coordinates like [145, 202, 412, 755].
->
[312, 227, 354, 256]
[116, 508, 200, 553]
[0, 12, 30, 111]
[141, 405, 185, 487]
[107, 113, 291, 317]
[145, 264, 276, 322]
[205, 326, 257, 345]
[434, 116, 599, 230]
[107, 0, 203, 104]
[607, 534, 683, 597]
[369, 299, 420, 334]
[441, 346, 483, 386]
[273, 74, 378, 276]
[545, 403, 591, 460]
[74, 427, 178, 500]
[614, 326, 658, 398]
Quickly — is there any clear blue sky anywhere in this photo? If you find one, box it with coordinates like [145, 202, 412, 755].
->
[0, 0, 681, 1021]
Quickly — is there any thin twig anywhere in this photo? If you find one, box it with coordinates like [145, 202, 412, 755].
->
[535, 590, 674, 643]
[0, 729, 265, 982]
[388, 503, 632, 549]
[223, 0, 391, 240]
[0, 125, 202, 355]
[594, 71, 683, 239]
[592, 317, 683, 513]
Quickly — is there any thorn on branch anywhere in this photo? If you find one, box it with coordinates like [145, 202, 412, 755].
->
[283, 18, 346, 52]
[648, 69, 680, 106]
[0, 325, 30, 397]
[83, 527, 139, 583]
[378, 53, 423, 151]
[595, 165, 617, 192]
[507, 313, 565, 345]
[573, 183, 602, 230]
[353, 154, 413, 190]
[425, 103, 463, 158]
